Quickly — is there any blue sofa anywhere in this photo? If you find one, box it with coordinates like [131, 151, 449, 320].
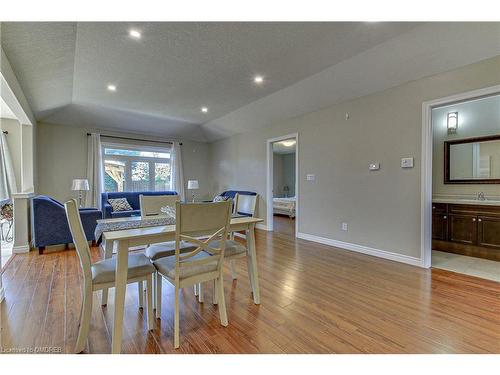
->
[31, 195, 102, 253]
[219, 190, 257, 217]
[101, 191, 178, 219]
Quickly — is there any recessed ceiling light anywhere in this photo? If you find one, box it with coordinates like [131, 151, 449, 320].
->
[129, 29, 141, 39]
[254, 75, 264, 84]
[281, 140, 296, 147]
[107, 84, 117, 92]
[201, 107, 209, 113]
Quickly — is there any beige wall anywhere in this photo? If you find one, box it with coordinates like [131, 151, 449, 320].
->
[209, 56, 500, 259]
[432, 94, 500, 199]
[0, 117, 22, 192]
[36, 122, 212, 204]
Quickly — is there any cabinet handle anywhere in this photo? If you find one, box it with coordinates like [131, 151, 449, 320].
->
[443, 215, 447, 219]
[472, 218, 476, 222]
[432, 206, 436, 210]
[478, 218, 482, 222]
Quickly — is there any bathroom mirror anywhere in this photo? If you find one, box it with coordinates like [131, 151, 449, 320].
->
[445, 134, 500, 184]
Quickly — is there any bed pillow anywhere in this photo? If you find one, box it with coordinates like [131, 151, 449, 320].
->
[108, 198, 133, 212]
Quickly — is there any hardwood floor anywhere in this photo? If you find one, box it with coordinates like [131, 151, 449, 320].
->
[1, 228, 499, 354]
[273, 215, 295, 237]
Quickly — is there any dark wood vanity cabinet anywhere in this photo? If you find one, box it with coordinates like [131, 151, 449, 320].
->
[432, 203, 500, 261]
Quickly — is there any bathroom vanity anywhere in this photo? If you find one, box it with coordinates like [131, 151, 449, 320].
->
[432, 199, 500, 261]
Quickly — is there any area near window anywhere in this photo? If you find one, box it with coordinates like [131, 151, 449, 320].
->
[102, 142, 173, 192]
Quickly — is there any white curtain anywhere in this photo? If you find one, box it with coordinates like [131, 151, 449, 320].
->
[171, 142, 185, 201]
[0, 132, 17, 201]
[86, 133, 104, 208]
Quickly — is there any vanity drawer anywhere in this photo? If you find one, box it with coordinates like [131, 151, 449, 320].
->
[432, 203, 447, 214]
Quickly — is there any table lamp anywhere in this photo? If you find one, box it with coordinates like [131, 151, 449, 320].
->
[187, 180, 199, 202]
[72, 178, 90, 207]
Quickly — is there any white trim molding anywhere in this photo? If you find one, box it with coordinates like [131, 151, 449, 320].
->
[256, 223, 271, 231]
[13, 245, 30, 254]
[420, 84, 500, 269]
[0, 285, 5, 303]
[297, 232, 423, 267]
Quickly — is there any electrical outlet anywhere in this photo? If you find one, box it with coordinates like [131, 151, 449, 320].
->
[306, 174, 315, 181]
[341, 222, 348, 231]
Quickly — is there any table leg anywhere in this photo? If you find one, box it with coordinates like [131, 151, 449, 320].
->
[101, 238, 114, 306]
[246, 223, 260, 304]
[112, 239, 129, 354]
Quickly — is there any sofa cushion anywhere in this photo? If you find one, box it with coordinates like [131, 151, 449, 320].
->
[108, 198, 133, 212]
[111, 209, 141, 218]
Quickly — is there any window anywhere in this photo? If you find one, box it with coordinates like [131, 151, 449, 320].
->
[102, 143, 172, 192]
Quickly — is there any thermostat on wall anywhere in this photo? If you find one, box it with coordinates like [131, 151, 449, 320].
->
[401, 157, 414, 168]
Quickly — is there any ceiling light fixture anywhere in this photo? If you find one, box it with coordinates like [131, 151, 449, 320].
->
[201, 107, 209, 113]
[254, 75, 264, 84]
[129, 29, 141, 39]
[107, 84, 117, 92]
[281, 140, 296, 147]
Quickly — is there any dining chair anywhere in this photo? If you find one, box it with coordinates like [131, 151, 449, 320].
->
[64, 199, 156, 353]
[139, 194, 180, 218]
[153, 201, 231, 348]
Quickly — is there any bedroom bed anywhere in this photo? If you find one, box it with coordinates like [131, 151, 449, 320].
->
[273, 196, 296, 218]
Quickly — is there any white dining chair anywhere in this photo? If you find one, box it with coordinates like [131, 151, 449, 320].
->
[139, 194, 180, 218]
[153, 201, 231, 348]
[65, 199, 156, 353]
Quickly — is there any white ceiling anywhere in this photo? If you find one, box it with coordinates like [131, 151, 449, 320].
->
[0, 96, 17, 120]
[1, 22, 499, 142]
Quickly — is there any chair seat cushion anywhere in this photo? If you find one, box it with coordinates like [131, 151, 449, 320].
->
[153, 252, 218, 279]
[91, 253, 155, 284]
[208, 239, 246, 257]
[145, 241, 197, 261]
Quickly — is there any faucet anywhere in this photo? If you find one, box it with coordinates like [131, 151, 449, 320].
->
[477, 192, 486, 201]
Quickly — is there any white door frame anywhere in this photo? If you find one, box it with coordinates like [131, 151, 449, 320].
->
[420, 84, 500, 268]
[266, 133, 299, 235]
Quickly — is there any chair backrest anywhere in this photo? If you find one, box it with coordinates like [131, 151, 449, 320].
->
[64, 199, 92, 283]
[174, 201, 232, 280]
[235, 193, 258, 217]
[140, 194, 180, 218]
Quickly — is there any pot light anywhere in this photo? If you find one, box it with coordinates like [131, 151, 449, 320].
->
[447, 111, 458, 134]
[281, 140, 296, 147]
[107, 84, 117, 92]
[254, 75, 264, 84]
[129, 29, 141, 39]
[201, 107, 209, 113]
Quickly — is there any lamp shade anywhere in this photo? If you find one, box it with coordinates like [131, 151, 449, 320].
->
[71, 178, 90, 191]
[187, 180, 199, 190]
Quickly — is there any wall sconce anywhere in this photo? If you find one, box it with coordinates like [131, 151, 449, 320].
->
[447, 111, 458, 134]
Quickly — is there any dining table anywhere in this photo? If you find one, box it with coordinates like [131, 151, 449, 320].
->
[96, 214, 263, 354]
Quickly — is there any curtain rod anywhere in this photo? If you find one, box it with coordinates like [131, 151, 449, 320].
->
[86, 133, 181, 146]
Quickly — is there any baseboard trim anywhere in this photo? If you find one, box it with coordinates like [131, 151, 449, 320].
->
[13, 245, 30, 254]
[256, 223, 270, 231]
[296, 232, 423, 267]
[0, 286, 5, 303]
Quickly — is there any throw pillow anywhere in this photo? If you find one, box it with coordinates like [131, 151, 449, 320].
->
[213, 195, 230, 202]
[108, 198, 133, 212]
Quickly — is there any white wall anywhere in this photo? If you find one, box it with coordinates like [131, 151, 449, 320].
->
[432, 94, 500, 199]
[36, 122, 212, 204]
[209, 55, 500, 260]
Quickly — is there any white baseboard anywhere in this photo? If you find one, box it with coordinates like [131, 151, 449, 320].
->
[256, 223, 270, 231]
[0, 286, 5, 303]
[13, 245, 30, 254]
[296, 232, 423, 267]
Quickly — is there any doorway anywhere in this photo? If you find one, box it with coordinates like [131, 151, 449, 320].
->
[421, 85, 500, 281]
[266, 133, 299, 236]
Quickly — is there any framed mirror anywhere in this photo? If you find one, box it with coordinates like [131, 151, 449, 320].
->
[444, 134, 500, 184]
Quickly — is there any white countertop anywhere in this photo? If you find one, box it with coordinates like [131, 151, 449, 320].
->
[432, 198, 500, 206]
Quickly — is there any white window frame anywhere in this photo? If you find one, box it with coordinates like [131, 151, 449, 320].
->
[101, 142, 173, 193]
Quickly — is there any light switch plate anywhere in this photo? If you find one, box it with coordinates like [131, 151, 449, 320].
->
[306, 174, 315, 181]
[369, 163, 380, 171]
[401, 157, 414, 168]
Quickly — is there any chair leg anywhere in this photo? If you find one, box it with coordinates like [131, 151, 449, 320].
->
[174, 285, 180, 349]
[217, 275, 228, 326]
[137, 281, 144, 309]
[198, 283, 204, 303]
[146, 276, 154, 331]
[152, 273, 157, 310]
[212, 279, 218, 305]
[156, 274, 162, 319]
[193, 283, 199, 296]
[75, 288, 92, 353]
[230, 259, 238, 279]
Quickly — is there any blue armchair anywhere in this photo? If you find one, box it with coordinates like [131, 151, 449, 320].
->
[101, 191, 178, 219]
[31, 195, 102, 254]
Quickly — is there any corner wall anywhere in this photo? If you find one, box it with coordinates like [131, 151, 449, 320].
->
[208, 55, 500, 261]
